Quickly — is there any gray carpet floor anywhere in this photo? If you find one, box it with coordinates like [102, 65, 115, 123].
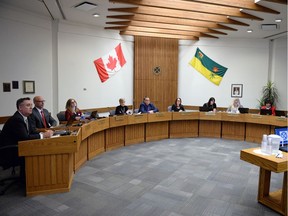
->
[0, 138, 284, 216]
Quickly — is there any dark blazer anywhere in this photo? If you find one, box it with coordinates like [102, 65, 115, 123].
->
[31, 107, 57, 129]
[139, 102, 159, 113]
[115, 105, 128, 115]
[0, 111, 40, 147]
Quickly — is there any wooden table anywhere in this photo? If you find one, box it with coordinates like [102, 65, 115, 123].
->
[240, 148, 287, 216]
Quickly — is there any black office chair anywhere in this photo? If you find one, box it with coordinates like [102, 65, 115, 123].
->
[0, 144, 22, 195]
[57, 111, 66, 123]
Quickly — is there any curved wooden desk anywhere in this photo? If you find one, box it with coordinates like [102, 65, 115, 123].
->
[18, 112, 287, 199]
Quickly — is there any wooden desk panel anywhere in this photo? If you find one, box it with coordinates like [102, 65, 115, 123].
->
[199, 120, 221, 138]
[172, 111, 199, 120]
[74, 138, 88, 171]
[93, 118, 110, 133]
[169, 120, 198, 138]
[241, 148, 287, 215]
[109, 115, 128, 128]
[87, 131, 105, 159]
[246, 123, 271, 143]
[221, 113, 245, 122]
[271, 117, 288, 127]
[146, 122, 169, 142]
[18, 135, 78, 156]
[199, 112, 222, 121]
[81, 122, 93, 140]
[222, 121, 245, 141]
[245, 114, 271, 125]
[147, 112, 172, 122]
[105, 127, 125, 151]
[25, 153, 73, 196]
[125, 124, 145, 146]
[127, 114, 147, 125]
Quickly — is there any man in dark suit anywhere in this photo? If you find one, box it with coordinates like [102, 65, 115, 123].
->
[31, 96, 57, 129]
[0, 97, 54, 147]
[0, 97, 53, 181]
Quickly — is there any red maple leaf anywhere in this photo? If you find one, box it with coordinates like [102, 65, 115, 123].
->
[106, 55, 117, 70]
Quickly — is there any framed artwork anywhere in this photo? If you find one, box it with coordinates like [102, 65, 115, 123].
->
[12, 81, 19, 89]
[23, 80, 35, 94]
[231, 84, 243, 98]
[3, 83, 11, 92]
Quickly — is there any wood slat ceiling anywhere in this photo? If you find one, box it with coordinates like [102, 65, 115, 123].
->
[105, 0, 286, 40]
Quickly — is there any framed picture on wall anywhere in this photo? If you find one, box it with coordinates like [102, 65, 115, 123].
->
[23, 80, 35, 94]
[231, 84, 243, 98]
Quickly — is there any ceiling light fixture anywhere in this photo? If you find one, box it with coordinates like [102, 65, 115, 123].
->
[247, 29, 253, 33]
[74, 2, 97, 11]
[93, 13, 100, 17]
[275, 19, 282, 23]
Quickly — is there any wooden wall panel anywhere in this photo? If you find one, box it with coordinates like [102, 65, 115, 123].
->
[134, 36, 178, 112]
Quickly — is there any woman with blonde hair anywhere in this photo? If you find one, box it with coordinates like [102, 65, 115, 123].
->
[227, 98, 243, 113]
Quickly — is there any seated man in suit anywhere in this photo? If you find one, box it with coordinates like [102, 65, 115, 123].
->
[31, 96, 57, 129]
[0, 98, 54, 180]
[139, 96, 159, 113]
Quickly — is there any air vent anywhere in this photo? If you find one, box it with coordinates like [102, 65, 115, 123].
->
[261, 24, 277, 31]
[74, 2, 97, 11]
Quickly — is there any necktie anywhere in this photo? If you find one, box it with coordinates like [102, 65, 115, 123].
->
[41, 111, 47, 128]
[24, 118, 29, 132]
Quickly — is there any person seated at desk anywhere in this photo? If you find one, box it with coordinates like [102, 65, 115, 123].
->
[115, 98, 128, 115]
[0, 98, 53, 180]
[139, 97, 159, 113]
[203, 97, 217, 112]
[260, 99, 276, 116]
[227, 98, 243, 113]
[171, 98, 185, 112]
[65, 98, 82, 121]
[31, 96, 57, 129]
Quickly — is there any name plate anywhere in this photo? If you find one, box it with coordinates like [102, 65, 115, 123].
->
[205, 112, 216, 116]
[227, 113, 240, 117]
[156, 113, 165, 117]
[276, 117, 287, 121]
[115, 116, 125, 121]
[97, 119, 106, 125]
[251, 114, 262, 119]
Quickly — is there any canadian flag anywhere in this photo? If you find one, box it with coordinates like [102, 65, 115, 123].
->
[94, 43, 126, 83]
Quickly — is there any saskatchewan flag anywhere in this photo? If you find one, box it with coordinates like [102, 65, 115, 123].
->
[189, 48, 228, 86]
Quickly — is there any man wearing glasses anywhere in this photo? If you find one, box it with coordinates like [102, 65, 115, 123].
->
[138, 96, 159, 114]
[31, 96, 57, 129]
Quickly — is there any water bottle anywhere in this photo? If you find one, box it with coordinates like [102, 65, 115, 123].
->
[261, 134, 267, 153]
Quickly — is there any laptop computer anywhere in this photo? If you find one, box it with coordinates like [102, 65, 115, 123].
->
[260, 109, 272, 115]
[275, 127, 288, 152]
[199, 106, 208, 112]
[90, 111, 99, 119]
[275, 110, 286, 117]
[239, 108, 249, 114]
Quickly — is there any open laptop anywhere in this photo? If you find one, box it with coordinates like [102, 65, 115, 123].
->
[260, 109, 272, 115]
[275, 127, 288, 152]
[199, 106, 208, 112]
[275, 110, 286, 117]
[239, 108, 249, 114]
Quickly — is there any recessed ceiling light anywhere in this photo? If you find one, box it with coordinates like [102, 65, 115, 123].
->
[93, 13, 100, 17]
[247, 29, 253, 33]
[275, 19, 282, 23]
[74, 2, 97, 11]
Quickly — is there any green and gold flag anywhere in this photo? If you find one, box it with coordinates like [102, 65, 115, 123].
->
[189, 48, 228, 86]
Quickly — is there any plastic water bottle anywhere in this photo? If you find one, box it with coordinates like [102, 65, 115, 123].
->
[261, 134, 267, 153]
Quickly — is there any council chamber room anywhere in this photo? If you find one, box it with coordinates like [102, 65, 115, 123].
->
[0, 0, 287, 216]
